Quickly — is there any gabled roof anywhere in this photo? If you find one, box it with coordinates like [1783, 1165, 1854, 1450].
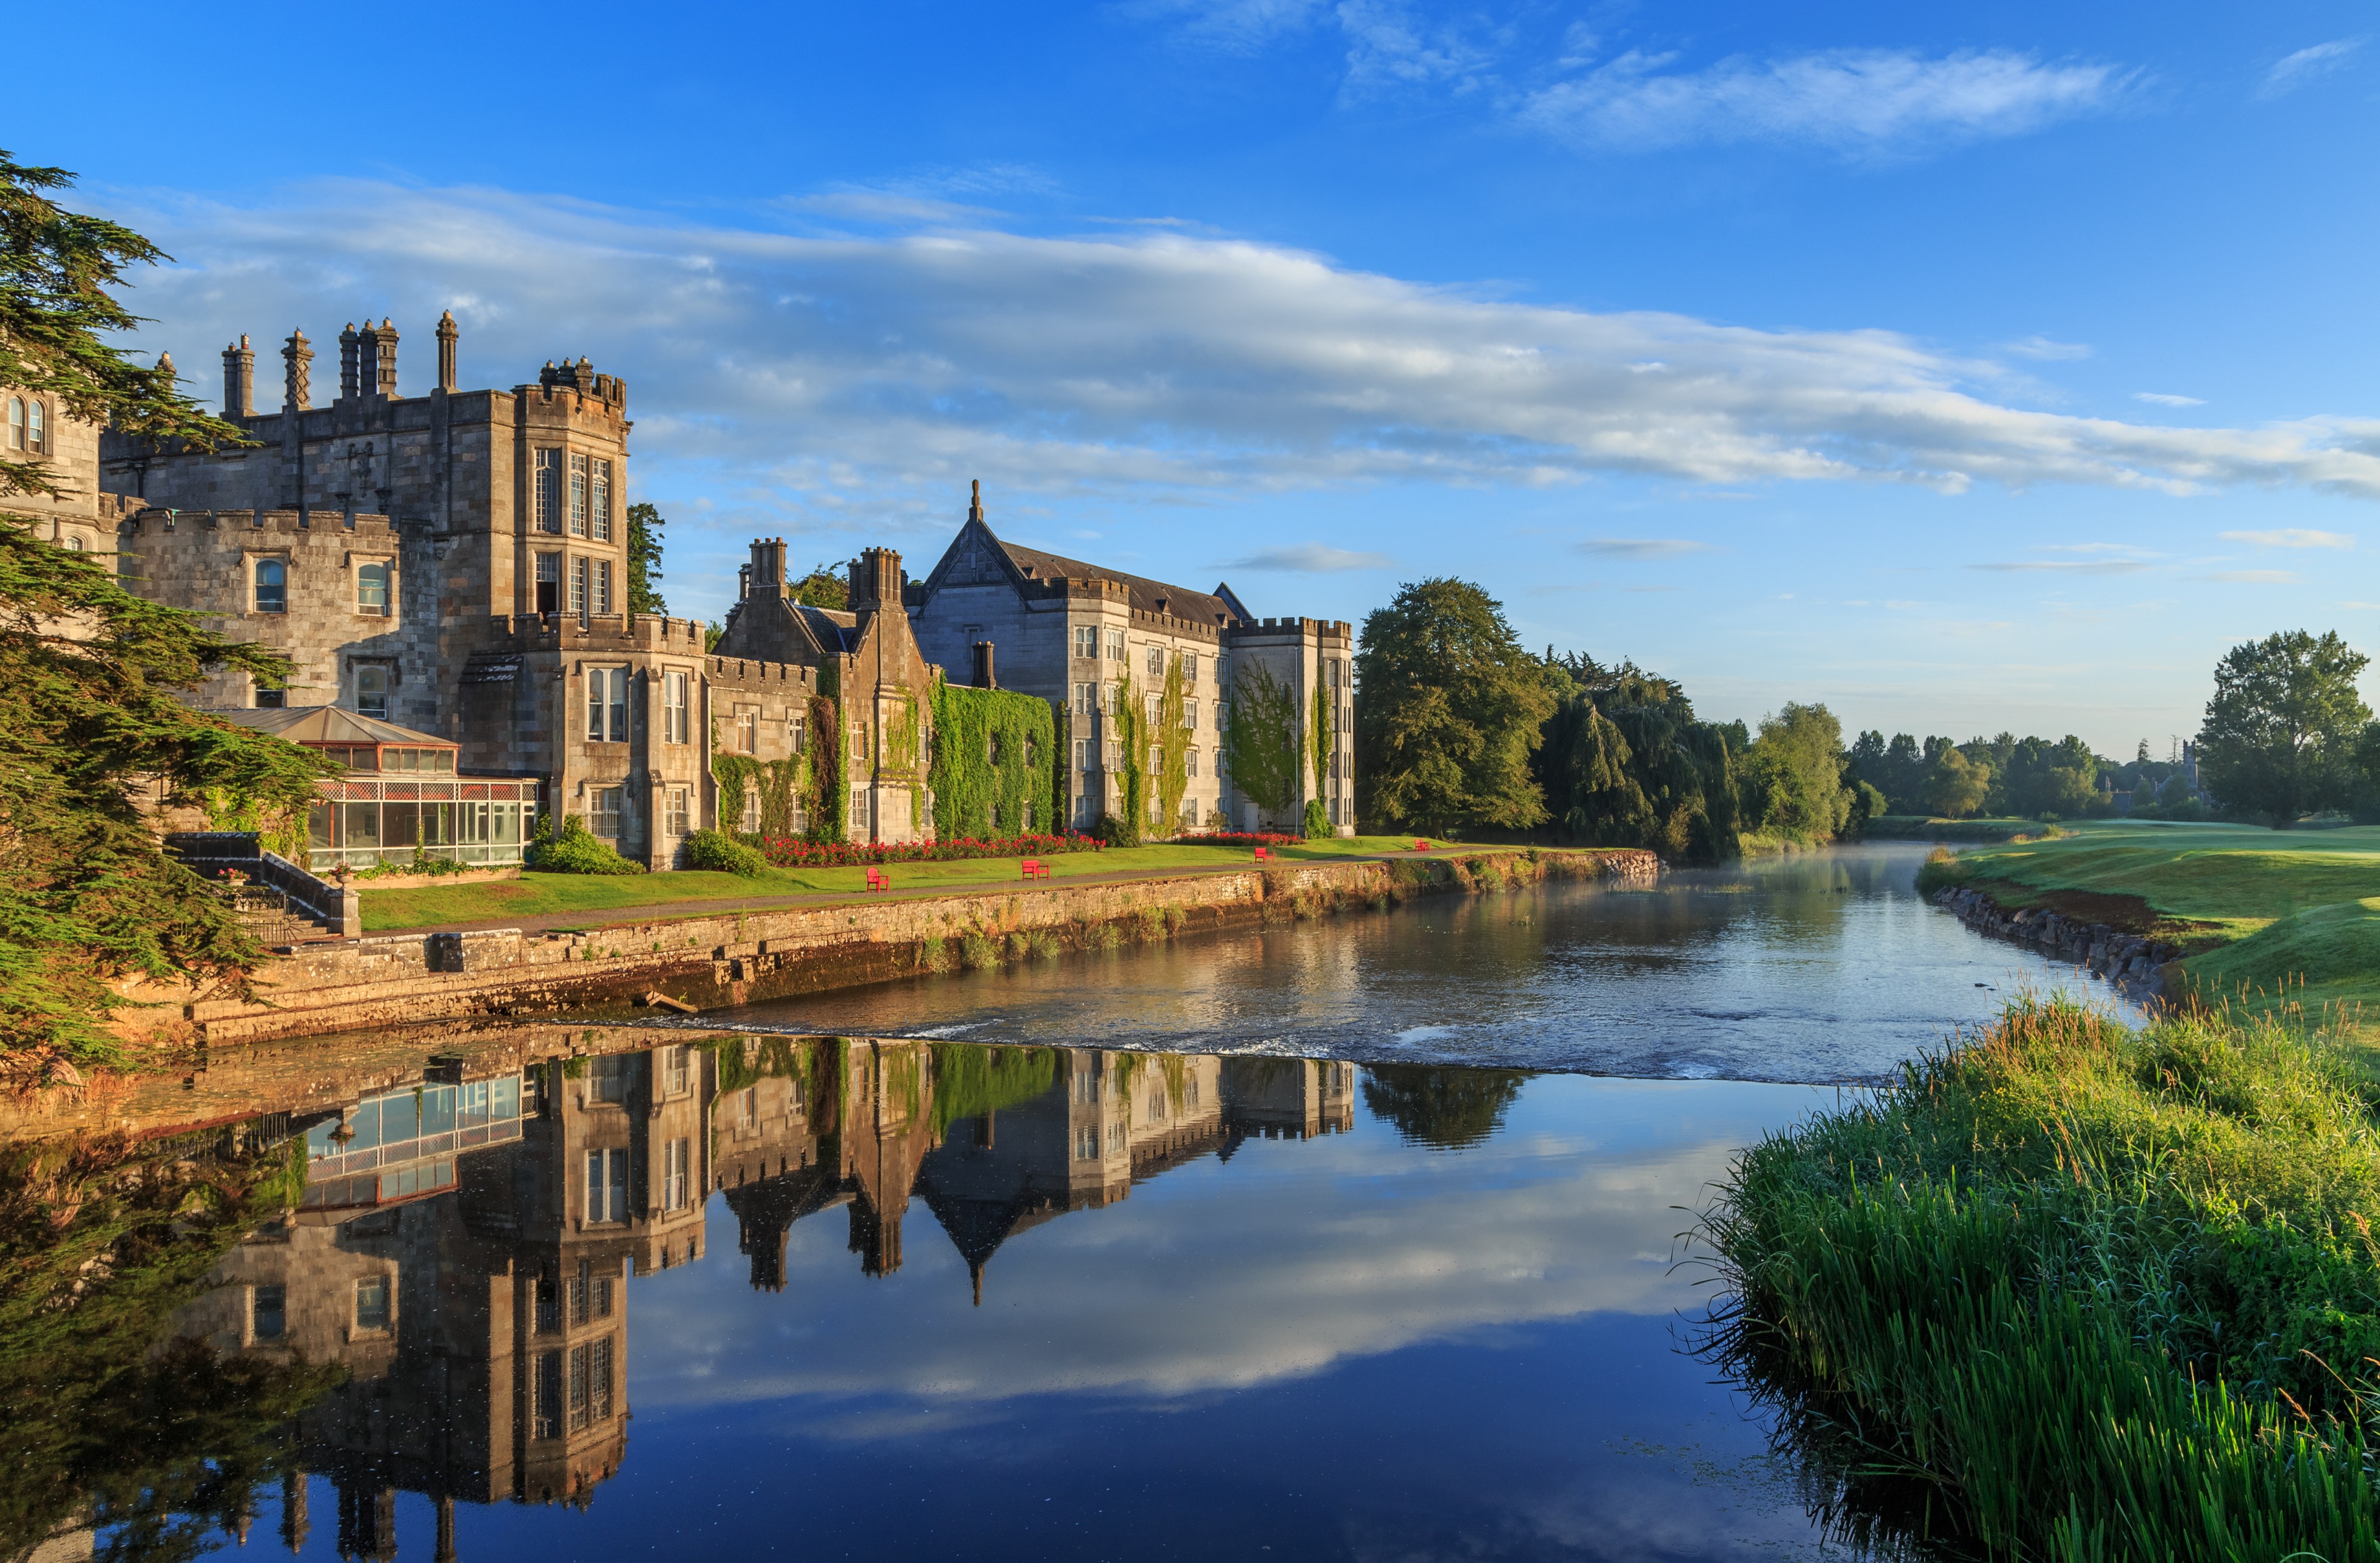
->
[205, 705, 454, 747]
[917, 495, 1251, 628]
[713, 594, 862, 663]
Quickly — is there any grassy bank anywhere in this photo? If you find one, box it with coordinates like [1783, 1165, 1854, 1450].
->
[1924, 819, 2380, 1028]
[356, 835, 1508, 932]
[1705, 997, 2380, 1561]
[1865, 814, 2062, 843]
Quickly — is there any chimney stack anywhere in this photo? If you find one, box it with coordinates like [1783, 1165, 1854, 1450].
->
[337, 323, 359, 401]
[371, 317, 399, 397]
[972, 641, 997, 689]
[281, 328, 312, 412]
[434, 309, 458, 392]
[748, 537, 787, 596]
[848, 547, 902, 612]
[221, 335, 255, 418]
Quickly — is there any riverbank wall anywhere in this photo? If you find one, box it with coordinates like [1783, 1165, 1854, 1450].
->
[1931, 883, 2183, 996]
[128, 848, 1660, 1049]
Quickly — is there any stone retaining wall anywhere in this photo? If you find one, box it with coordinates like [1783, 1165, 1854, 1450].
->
[136, 848, 1660, 1047]
[1932, 884, 2181, 996]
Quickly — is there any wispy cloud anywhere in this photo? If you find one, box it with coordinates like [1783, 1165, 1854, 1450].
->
[1518, 48, 2132, 156]
[2004, 335, 2092, 361]
[2134, 391, 2204, 407]
[2221, 527, 2354, 549]
[112, 180, 2380, 532]
[1222, 543, 1393, 571]
[2260, 38, 2365, 99]
[1577, 537, 1714, 558]
[1968, 560, 2153, 575]
[2202, 569, 2301, 584]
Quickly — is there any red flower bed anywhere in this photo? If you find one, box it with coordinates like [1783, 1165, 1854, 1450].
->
[1166, 831, 1303, 847]
[756, 831, 1106, 868]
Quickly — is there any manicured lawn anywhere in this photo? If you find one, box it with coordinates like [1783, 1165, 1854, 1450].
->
[1941, 817, 2380, 1028]
[358, 834, 1507, 931]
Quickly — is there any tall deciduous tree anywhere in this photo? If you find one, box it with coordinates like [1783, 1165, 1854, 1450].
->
[2197, 630, 2373, 826]
[0, 151, 335, 1072]
[1740, 702, 1851, 841]
[626, 500, 667, 614]
[1924, 748, 1993, 819]
[1354, 578, 1553, 837]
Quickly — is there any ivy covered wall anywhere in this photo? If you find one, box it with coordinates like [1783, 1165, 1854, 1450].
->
[928, 677, 1059, 839]
[713, 690, 843, 842]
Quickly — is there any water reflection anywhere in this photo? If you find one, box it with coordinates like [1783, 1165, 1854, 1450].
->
[8, 1029, 1851, 1560]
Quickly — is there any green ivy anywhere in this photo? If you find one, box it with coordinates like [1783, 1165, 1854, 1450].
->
[1155, 656, 1191, 832]
[928, 676, 1059, 839]
[710, 690, 842, 843]
[1107, 669, 1147, 845]
[1310, 684, 1331, 804]
[1224, 661, 1300, 826]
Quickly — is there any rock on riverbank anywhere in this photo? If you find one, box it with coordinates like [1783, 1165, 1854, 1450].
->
[1931, 883, 2181, 996]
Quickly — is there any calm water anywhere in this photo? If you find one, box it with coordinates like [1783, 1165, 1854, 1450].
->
[4, 846, 2127, 1561]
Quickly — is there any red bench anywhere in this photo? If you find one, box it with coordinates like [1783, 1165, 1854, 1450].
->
[1253, 846, 1269, 861]
[1414, 840, 1432, 852]
[1020, 858, 1050, 881]
[865, 866, 889, 892]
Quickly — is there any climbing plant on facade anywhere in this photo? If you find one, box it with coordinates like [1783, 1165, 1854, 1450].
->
[928, 676, 1058, 839]
[1104, 669, 1147, 845]
[1153, 656, 1191, 834]
[1224, 661, 1300, 829]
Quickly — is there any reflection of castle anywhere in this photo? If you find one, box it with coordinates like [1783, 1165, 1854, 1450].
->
[165, 1036, 1354, 1553]
[172, 1040, 716, 1549]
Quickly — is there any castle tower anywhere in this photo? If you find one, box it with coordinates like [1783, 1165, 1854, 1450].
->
[281, 328, 312, 412]
[221, 335, 254, 418]
[435, 310, 459, 393]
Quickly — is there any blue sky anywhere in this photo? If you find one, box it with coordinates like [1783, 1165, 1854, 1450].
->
[33, 1, 2380, 751]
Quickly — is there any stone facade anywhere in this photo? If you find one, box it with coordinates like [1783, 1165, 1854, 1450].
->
[73, 315, 945, 862]
[907, 485, 1357, 835]
[1, 384, 121, 554]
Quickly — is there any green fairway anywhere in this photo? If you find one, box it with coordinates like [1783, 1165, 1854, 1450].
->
[357, 834, 1496, 931]
[1937, 818, 2380, 1028]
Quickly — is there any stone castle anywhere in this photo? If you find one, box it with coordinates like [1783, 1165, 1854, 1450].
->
[23, 310, 1355, 865]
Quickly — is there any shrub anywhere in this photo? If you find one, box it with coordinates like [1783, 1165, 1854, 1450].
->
[682, 829, 767, 877]
[1302, 798, 1331, 839]
[756, 830, 1103, 869]
[526, 815, 647, 875]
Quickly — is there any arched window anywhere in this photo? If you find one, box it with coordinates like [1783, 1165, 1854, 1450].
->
[63, 535, 84, 552]
[255, 557, 286, 614]
[6, 398, 21, 451]
[25, 400, 43, 456]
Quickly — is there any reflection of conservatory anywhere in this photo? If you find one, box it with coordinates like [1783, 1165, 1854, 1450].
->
[212, 707, 536, 871]
[301, 1072, 530, 1212]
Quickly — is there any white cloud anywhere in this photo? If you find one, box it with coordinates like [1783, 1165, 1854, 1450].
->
[2260, 38, 2365, 99]
[1223, 542, 1393, 570]
[1518, 48, 2131, 155]
[2004, 335, 2092, 361]
[2203, 569, 2301, 584]
[110, 180, 2380, 535]
[1335, 0, 1500, 95]
[1578, 537, 1713, 558]
[2221, 527, 2353, 549]
[2134, 391, 2205, 407]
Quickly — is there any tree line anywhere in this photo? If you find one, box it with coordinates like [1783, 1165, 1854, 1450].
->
[1352, 580, 2380, 850]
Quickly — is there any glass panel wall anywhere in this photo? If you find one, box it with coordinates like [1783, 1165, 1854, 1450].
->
[307, 778, 534, 870]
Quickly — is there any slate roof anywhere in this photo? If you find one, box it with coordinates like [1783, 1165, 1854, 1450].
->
[992, 534, 1250, 627]
[203, 705, 455, 748]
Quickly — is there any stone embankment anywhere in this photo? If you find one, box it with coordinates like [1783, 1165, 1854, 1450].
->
[138, 848, 1660, 1048]
[1931, 884, 2181, 994]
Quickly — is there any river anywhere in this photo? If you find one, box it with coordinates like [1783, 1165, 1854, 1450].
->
[3, 844, 2128, 1561]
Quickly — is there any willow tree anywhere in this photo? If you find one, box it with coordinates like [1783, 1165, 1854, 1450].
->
[0, 150, 334, 1070]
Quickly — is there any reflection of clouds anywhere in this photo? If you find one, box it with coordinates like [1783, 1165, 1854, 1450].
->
[630, 1083, 1805, 1432]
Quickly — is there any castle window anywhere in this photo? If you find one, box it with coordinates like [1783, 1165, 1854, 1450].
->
[666, 787, 690, 837]
[355, 1275, 391, 1332]
[584, 1148, 627, 1223]
[736, 707, 758, 753]
[663, 672, 689, 744]
[535, 552, 560, 615]
[587, 667, 628, 742]
[253, 557, 286, 614]
[666, 1045, 692, 1096]
[594, 558, 613, 616]
[534, 449, 562, 534]
[25, 399, 42, 456]
[1146, 644, 1163, 678]
[355, 666, 390, 719]
[591, 459, 614, 542]
[791, 711, 807, 752]
[356, 560, 390, 616]
[1106, 628, 1124, 661]
[663, 1137, 691, 1211]
[250, 1285, 286, 1342]
[534, 1351, 563, 1438]
[64, 535, 82, 551]
[1184, 700, 1197, 730]
[589, 786, 622, 838]
[740, 790, 760, 832]
[570, 557, 588, 615]
[1073, 682, 1096, 716]
[850, 788, 867, 828]
[1182, 651, 1198, 684]
[5, 398, 20, 451]
[568, 453, 589, 537]
[1073, 625, 1097, 661]
[1186, 748, 1199, 778]
[1073, 738, 1089, 773]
